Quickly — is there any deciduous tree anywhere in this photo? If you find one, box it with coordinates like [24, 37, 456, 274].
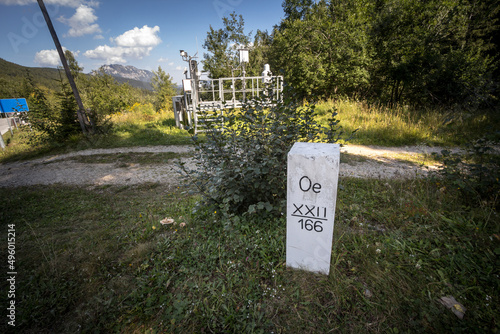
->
[151, 66, 177, 112]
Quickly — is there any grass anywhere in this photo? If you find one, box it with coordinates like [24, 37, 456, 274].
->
[1, 179, 498, 333]
[1, 99, 497, 163]
[0, 108, 192, 163]
[315, 99, 499, 146]
[51, 151, 193, 165]
[0, 101, 498, 332]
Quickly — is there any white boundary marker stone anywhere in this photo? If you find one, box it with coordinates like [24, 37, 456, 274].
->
[286, 142, 340, 275]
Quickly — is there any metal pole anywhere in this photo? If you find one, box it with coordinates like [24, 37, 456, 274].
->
[242, 63, 246, 103]
[37, 0, 89, 135]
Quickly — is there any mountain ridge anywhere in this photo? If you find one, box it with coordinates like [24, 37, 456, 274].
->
[98, 64, 154, 83]
[0, 58, 154, 92]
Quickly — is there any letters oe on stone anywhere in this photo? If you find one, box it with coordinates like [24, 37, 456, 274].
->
[286, 142, 340, 275]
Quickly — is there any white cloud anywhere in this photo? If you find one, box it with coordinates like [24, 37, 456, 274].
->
[175, 66, 182, 70]
[168, 62, 174, 66]
[34, 47, 78, 66]
[84, 25, 161, 64]
[158, 57, 169, 63]
[84, 45, 126, 63]
[113, 25, 161, 48]
[58, 4, 101, 37]
[84, 45, 154, 63]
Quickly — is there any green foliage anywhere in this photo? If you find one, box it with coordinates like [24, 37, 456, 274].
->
[17, 72, 82, 144]
[55, 76, 81, 139]
[179, 94, 346, 219]
[369, 0, 499, 107]
[282, 0, 315, 22]
[314, 99, 500, 146]
[151, 66, 177, 112]
[21, 75, 60, 143]
[271, 0, 500, 108]
[80, 68, 134, 119]
[247, 29, 273, 77]
[202, 12, 269, 78]
[0, 57, 64, 96]
[273, 0, 372, 100]
[434, 133, 500, 207]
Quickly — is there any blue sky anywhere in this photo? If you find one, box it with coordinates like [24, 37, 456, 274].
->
[0, 0, 285, 84]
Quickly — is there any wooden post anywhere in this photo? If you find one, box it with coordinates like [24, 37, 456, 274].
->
[37, 0, 90, 135]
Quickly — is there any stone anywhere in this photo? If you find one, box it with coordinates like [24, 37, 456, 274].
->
[286, 142, 340, 275]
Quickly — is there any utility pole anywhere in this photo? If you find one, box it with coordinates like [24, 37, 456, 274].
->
[37, 0, 90, 135]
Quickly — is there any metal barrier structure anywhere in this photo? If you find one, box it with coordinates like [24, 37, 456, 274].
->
[0, 117, 23, 150]
[172, 50, 283, 133]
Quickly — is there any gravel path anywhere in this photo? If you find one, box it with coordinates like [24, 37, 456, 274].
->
[0, 144, 449, 187]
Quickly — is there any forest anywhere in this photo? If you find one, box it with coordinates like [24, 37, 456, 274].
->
[205, 0, 499, 109]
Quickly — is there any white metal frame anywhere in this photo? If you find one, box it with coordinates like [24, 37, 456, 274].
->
[173, 75, 283, 133]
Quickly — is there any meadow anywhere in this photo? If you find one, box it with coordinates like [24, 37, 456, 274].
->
[0, 101, 498, 333]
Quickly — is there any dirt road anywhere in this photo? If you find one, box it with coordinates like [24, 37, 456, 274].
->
[0, 144, 448, 187]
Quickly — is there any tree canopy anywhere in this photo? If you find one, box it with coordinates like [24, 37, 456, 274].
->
[203, 0, 499, 108]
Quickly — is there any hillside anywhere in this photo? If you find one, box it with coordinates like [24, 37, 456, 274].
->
[0, 59, 153, 98]
[0, 58, 64, 94]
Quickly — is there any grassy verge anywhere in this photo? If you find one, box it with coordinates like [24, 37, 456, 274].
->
[1, 179, 497, 333]
[51, 151, 193, 165]
[2, 100, 498, 163]
[315, 99, 499, 146]
[0, 109, 192, 163]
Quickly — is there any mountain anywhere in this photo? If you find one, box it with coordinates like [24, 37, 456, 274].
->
[98, 64, 154, 90]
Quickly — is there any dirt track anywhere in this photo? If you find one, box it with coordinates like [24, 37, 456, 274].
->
[0, 144, 449, 187]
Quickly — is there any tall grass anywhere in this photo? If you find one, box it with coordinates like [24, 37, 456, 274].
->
[315, 99, 496, 146]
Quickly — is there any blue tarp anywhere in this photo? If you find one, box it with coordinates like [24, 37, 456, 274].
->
[0, 98, 29, 113]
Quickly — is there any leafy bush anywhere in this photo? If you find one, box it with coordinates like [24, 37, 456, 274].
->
[179, 94, 349, 220]
[434, 133, 500, 207]
[20, 75, 82, 145]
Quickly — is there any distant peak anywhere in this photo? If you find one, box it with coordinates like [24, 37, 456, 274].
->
[98, 64, 154, 83]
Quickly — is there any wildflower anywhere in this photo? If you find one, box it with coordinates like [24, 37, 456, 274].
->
[180, 222, 186, 227]
[376, 248, 381, 254]
[152, 226, 156, 230]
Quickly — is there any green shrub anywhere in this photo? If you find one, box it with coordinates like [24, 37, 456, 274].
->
[179, 95, 349, 220]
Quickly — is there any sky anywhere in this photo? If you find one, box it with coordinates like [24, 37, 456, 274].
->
[0, 0, 285, 84]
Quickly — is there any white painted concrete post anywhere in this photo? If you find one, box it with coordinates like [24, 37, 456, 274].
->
[0, 132, 5, 150]
[8, 118, 13, 136]
[286, 142, 340, 275]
